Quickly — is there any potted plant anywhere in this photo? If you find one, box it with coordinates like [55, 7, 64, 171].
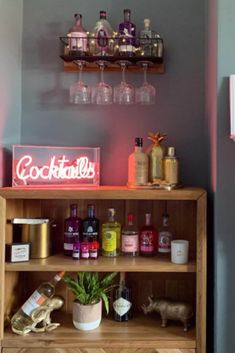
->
[63, 271, 117, 331]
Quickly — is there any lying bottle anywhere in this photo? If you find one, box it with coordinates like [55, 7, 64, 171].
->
[11, 271, 65, 334]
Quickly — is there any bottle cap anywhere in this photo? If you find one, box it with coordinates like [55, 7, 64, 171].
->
[74, 14, 82, 20]
[124, 9, 131, 13]
[108, 208, 115, 217]
[144, 18, 150, 27]
[168, 147, 176, 157]
[100, 10, 107, 18]
[135, 137, 143, 147]
[127, 212, 134, 223]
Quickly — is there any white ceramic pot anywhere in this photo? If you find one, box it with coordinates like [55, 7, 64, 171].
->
[73, 299, 102, 331]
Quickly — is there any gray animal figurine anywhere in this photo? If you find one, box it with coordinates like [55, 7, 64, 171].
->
[142, 296, 194, 331]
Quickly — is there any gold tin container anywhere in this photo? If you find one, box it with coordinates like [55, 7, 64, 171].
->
[12, 218, 51, 259]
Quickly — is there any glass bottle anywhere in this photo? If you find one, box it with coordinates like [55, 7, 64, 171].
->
[113, 272, 132, 321]
[128, 137, 149, 187]
[82, 204, 99, 243]
[158, 213, 173, 254]
[64, 204, 82, 256]
[11, 271, 65, 333]
[67, 13, 88, 56]
[147, 132, 167, 182]
[101, 208, 121, 257]
[72, 237, 80, 260]
[121, 213, 139, 256]
[163, 147, 179, 185]
[139, 18, 156, 56]
[153, 34, 164, 60]
[139, 213, 157, 256]
[118, 9, 136, 56]
[90, 10, 114, 56]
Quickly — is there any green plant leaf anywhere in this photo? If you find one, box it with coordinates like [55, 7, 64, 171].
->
[100, 291, 109, 314]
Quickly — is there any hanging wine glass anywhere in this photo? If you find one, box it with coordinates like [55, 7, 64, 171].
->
[92, 60, 112, 105]
[69, 60, 91, 104]
[114, 60, 135, 105]
[135, 61, 156, 105]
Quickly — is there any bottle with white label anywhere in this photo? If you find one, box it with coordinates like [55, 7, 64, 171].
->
[67, 14, 88, 55]
[158, 213, 173, 254]
[101, 208, 121, 257]
[11, 271, 65, 334]
[113, 272, 132, 321]
[121, 213, 139, 256]
[128, 137, 149, 187]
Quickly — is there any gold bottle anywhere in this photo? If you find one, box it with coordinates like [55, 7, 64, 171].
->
[147, 132, 167, 182]
[163, 147, 179, 185]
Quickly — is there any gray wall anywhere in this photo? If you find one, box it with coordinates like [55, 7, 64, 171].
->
[21, 0, 208, 187]
[215, 0, 235, 351]
[0, 0, 22, 185]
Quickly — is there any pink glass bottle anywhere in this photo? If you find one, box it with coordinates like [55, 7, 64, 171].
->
[64, 204, 82, 256]
[139, 213, 157, 256]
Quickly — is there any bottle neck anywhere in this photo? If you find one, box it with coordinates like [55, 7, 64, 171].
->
[120, 272, 126, 287]
[163, 216, 169, 227]
[145, 213, 151, 226]
[88, 206, 95, 218]
[124, 11, 131, 22]
[50, 272, 64, 286]
[108, 209, 115, 222]
[70, 205, 78, 218]
[127, 213, 134, 226]
[135, 146, 142, 152]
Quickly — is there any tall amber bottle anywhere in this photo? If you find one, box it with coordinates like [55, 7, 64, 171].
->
[163, 147, 179, 185]
[147, 132, 167, 182]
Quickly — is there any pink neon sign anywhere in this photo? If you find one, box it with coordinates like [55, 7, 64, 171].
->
[12, 145, 100, 187]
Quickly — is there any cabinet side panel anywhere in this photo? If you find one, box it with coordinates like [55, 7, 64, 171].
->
[0, 197, 6, 340]
[196, 193, 207, 353]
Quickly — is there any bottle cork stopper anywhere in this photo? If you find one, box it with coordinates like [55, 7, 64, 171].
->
[144, 18, 150, 28]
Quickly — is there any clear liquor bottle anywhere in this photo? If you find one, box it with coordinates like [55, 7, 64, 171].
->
[139, 213, 158, 256]
[11, 271, 65, 333]
[82, 204, 99, 243]
[121, 213, 139, 256]
[158, 213, 173, 254]
[128, 137, 149, 186]
[101, 208, 121, 257]
[118, 9, 136, 56]
[113, 272, 132, 321]
[90, 10, 114, 56]
[64, 204, 82, 256]
[139, 18, 156, 56]
[67, 13, 88, 56]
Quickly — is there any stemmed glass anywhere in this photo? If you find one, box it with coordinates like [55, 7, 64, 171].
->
[135, 61, 156, 105]
[69, 60, 91, 104]
[92, 61, 112, 105]
[114, 61, 135, 105]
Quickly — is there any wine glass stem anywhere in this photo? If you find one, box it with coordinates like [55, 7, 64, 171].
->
[78, 64, 83, 83]
[100, 64, 104, 83]
[143, 66, 148, 84]
[121, 64, 126, 83]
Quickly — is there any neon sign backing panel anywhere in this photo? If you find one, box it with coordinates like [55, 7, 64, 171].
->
[12, 145, 100, 187]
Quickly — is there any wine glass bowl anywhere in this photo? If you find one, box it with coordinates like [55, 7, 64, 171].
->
[69, 60, 91, 104]
[92, 60, 113, 105]
[135, 60, 156, 105]
[114, 60, 135, 105]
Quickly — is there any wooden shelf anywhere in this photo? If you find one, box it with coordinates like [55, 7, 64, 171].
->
[5, 254, 196, 273]
[3, 313, 196, 349]
[0, 186, 205, 200]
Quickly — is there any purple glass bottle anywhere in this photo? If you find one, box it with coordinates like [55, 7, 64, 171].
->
[118, 9, 136, 57]
[64, 204, 82, 256]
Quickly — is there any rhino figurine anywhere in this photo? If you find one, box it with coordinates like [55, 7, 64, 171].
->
[142, 296, 194, 331]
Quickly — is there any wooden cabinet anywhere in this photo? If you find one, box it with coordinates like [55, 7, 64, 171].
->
[0, 186, 206, 353]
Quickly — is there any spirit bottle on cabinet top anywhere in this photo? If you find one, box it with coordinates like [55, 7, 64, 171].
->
[64, 204, 82, 256]
[101, 208, 121, 257]
[90, 10, 114, 56]
[67, 13, 87, 55]
[158, 213, 173, 254]
[118, 9, 136, 56]
[121, 213, 139, 256]
[128, 137, 149, 187]
[139, 213, 158, 256]
[11, 271, 65, 333]
[113, 272, 132, 321]
[82, 204, 99, 243]
[139, 18, 156, 56]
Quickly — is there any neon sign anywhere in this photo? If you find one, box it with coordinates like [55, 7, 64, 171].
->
[13, 145, 100, 187]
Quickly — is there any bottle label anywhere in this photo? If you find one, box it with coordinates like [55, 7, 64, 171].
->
[122, 234, 139, 252]
[140, 231, 155, 253]
[102, 231, 116, 252]
[69, 32, 87, 52]
[113, 297, 132, 316]
[158, 231, 172, 253]
[64, 243, 74, 250]
[21, 290, 47, 316]
[73, 250, 80, 259]
[97, 29, 108, 49]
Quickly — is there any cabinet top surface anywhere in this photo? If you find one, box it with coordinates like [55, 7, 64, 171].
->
[0, 186, 206, 200]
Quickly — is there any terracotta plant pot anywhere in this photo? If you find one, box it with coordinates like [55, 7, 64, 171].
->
[72, 299, 102, 330]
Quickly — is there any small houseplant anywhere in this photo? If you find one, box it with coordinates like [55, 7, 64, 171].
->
[64, 271, 117, 330]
